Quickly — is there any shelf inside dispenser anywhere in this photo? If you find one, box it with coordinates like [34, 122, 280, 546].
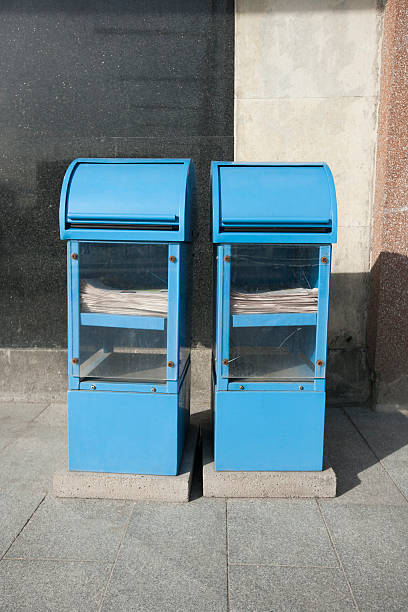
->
[231, 285, 318, 328]
[80, 278, 168, 330]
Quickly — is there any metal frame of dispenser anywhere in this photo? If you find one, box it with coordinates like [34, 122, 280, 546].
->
[212, 162, 337, 471]
[60, 158, 195, 475]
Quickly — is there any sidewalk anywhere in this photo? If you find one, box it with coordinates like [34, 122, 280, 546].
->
[0, 401, 407, 611]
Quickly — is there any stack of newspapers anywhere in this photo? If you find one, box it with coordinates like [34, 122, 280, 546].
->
[231, 287, 318, 315]
[80, 280, 168, 317]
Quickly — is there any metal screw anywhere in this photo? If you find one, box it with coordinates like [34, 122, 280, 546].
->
[316, 359, 324, 367]
[169, 255, 176, 263]
[239, 385, 244, 390]
[91, 385, 96, 390]
[222, 358, 228, 366]
[72, 357, 78, 364]
[224, 255, 231, 263]
[151, 387, 156, 393]
[168, 361, 174, 368]
[71, 253, 78, 260]
[321, 256, 328, 264]
[299, 385, 304, 391]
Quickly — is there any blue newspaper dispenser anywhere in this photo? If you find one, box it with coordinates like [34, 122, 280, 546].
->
[60, 159, 195, 475]
[212, 162, 337, 471]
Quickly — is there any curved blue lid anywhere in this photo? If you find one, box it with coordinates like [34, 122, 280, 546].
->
[212, 162, 337, 244]
[60, 158, 194, 242]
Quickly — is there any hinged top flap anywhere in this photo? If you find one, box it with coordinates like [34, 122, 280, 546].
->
[60, 158, 194, 242]
[212, 162, 337, 244]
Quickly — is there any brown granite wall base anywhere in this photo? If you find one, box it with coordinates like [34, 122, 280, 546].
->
[368, 0, 408, 408]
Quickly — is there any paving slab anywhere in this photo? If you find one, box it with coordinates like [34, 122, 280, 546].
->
[345, 406, 408, 460]
[228, 565, 356, 612]
[0, 559, 111, 611]
[202, 429, 336, 498]
[345, 406, 408, 499]
[227, 499, 337, 567]
[373, 457, 408, 499]
[0, 419, 67, 495]
[0, 402, 68, 557]
[53, 425, 198, 503]
[0, 401, 49, 451]
[323, 406, 406, 505]
[101, 497, 227, 612]
[320, 503, 408, 611]
[5, 496, 133, 562]
[0, 488, 45, 558]
[342, 563, 408, 612]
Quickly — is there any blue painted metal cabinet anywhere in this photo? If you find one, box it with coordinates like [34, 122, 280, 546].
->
[211, 162, 337, 471]
[60, 158, 195, 475]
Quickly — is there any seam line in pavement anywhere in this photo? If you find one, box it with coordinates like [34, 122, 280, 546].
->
[229, 563, 340, 568]
[29, 402, 52, 425]
[226, 499, 230, 612]
[4, 557, 116, 563]
[343, 408, 408, 505]
[317, 500, 360, 612]
[97, 501, 136, 612]
[0, 495, 46, 561]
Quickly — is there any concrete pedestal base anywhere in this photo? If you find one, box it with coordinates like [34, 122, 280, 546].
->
[202, 430, 336, 498]
[53, 425, 198, 503]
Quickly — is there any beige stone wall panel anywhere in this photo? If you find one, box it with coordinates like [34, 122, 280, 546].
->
[235, 0, 383, 354]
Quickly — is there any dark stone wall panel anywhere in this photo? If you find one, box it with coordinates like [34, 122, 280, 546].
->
[0, 1, 234, 348]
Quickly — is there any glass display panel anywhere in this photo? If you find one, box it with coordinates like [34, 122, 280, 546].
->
[228, 245, 319, 381]
[80, 326, 167, 382]
[229, 325, 315, 381]
[78, 243, 168, 382]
